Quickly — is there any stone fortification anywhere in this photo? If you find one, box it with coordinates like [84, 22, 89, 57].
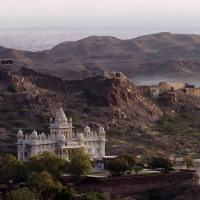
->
[160, 82, 186, 90]
[138, 82, 188, 98]
[184, 88, 200, 96]
[145, 82, 196, 97]
[6, 67, 200, 98]
[20, 67, 134, 93]
[137, 86, 150, 97]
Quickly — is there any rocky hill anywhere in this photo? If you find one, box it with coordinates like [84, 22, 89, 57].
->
[1, 33, 200, 85]
[1, 65, 200, 157]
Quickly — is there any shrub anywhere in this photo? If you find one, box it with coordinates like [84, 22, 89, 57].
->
[80, 192, 107, 200]
[65, 109, 78, 122]
[68, 104, 76, 109]
[90, 118, 96, 122]
[156, 115, 184, 133]
[22, 128, 34, 132]
[8, 133, 17, 139]
[65, 109, 76, 116]
[41, 108, 50, 112]
[82, 113, 88, 119]
[0, 107, 12, 113]
[13, 120, 27, 127]
[83, 106, 91, 114]
[0, 121, 5, 127]
[82, 89, 93, 99]
[2, 148, 17, 157]
[7, 144, 16, 149]
[156, 115, 175, 127]
[181, 112, 195, 121]
[7, 85, 18, 93]
[7, 112, 17, 120]
[0, 92, 10, 97]
[18, 108, 29, 115]
[73, 122, 82, 128]
[4, 137, 16, 143]
[108, 129, 123, 138]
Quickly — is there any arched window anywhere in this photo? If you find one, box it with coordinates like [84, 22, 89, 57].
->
[20, 152, 23, 160]
[24, 152, 27, 158]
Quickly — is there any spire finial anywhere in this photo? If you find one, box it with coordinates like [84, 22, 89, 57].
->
[60, 103, 62, 108]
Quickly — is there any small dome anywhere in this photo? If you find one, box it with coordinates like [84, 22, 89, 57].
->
[59, 134, 65, 141]
[84, 125, 90, 131]
[41, 132, 45, 136]
[77, 133, 83, 139]
[41, 132, 46, 139]
[17, 129, 23, 136]
[62, 117, 67, 123]
[69, 117, 72, 122]
[99, 126, 105, 132]
[32, 130, 37, 136]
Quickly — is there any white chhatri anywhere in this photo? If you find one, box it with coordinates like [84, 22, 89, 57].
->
[17, 104, 106, 162]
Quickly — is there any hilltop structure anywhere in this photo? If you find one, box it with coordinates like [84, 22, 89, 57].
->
[17, 104, 106, 162]
[138, 81, 200, 98]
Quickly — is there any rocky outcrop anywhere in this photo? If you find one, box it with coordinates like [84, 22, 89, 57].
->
[88, 75, 163, 125]
[0, 67, 163, 127]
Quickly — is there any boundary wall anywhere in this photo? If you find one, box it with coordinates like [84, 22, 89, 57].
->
[68, 172, 194, 199]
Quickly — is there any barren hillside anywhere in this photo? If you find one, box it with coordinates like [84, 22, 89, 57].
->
[2, 33, 200, 84]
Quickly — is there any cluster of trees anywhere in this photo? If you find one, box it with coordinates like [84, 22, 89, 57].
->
[107, 152, 143, 175]
[140, 150, 174, 172]
[142, 150, 194, 171]
[107, 151, 194, 175]
[0, 149, 96, 200]
[0, 149, 194, 199]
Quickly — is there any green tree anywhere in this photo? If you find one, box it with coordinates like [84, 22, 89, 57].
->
[107, 158, 129, 174]
[53, 187, 76, 200]
[27, 151, 68, 180]
[80, 192, 107, 200]
[118, 152, 136, 170]
[132, 166, 143, 175]
[65, 109, 78, 122]
[4, 187, 37, 200]
[142, 149, 155, 167]
[7, 85, 18, 93]
[150, 156, 174, 172]
[183, 156, 194, 169]
[0, 154, 23, 182]
[67, 148, 93, 179]
[18, 108, 29, 115]
[27, 171, 56, 200]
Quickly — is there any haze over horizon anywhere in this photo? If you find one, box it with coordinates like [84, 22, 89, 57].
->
[1, 0, 200, 50]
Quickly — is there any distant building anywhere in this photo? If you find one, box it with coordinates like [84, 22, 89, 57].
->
[17, 104, 106, 162]
[175, 158, 200, 171]
[1, 59, 14, 65]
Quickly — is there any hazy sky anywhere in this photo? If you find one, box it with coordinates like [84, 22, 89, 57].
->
[1, 0, 200, 28]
